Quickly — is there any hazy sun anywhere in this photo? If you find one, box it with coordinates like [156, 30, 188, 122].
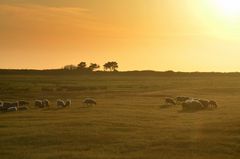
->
[213, 0, 240, 18]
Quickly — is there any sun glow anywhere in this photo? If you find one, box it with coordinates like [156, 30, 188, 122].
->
[213, 0, 240, 19]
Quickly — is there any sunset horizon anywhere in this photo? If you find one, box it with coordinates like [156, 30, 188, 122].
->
[1, 0, 240, 72]
[1, 1, 240, 159]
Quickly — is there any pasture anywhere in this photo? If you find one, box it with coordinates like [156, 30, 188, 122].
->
[0, 73, 240, 159]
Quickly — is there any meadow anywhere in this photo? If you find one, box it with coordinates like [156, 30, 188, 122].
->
[0, 73, 240, 159]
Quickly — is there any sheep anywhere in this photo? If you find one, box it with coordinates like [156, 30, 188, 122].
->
[65, 99, 72, 107]
[83, 98, 97, 106]
[197, 99, 210, 109]
[2, 102, 19, 111]
[18, 100, 30, 106]
[18, 106, 29, 111]
[176, 96, 191, 103]
[7, 107, 18, 112]
[35, 100, 44, 108]
[43, 99, 50, 107]
[165, 97, 176, 105]
[11, 102, 19, 108]
[209, 100, 218, 109]
[182, 99, 204, 111]
[56, 99, 65, 108]
[195, 99, 218, 109]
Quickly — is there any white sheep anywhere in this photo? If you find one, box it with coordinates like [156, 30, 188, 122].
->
[165, 97, 176, 105]
[65, 99, 72, 107]
[209, 100, 218, 109]
[182, 99, 204, 111]
[2, 102, 19, 110]
[35, 100, 44, 108]
[176, 96, 191, 103]
[56, 99, 65, 108]
[43, 99, 50, 107]
[83, 98, 97, 106]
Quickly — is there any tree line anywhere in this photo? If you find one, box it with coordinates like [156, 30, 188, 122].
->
[63, 61, 119, 72]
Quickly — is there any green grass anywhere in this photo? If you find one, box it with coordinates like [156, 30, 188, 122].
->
[0, 74, 240, 159]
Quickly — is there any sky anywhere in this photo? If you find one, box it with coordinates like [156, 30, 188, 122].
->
[0, 0, 240, 71]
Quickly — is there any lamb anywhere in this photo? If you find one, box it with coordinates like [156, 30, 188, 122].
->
[43, 99, 50, 107]
[65, 99, 72, 107]
[83, 98, 97, 106]
[18, 100, 30, 106]
[165, 97, 176, 105]
[182, 99, 204, 111]
[35, 100, 44, 108]
[56, 99, 65, 108]
[176, 96, 191, 103]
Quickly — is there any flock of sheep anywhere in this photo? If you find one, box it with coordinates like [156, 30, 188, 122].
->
[165, 96, 218, 111]
[0, 95, 217, 113]
[0, 98, 97, 113]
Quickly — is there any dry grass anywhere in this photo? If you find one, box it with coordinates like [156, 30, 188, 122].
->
[0, 74, 240, 159]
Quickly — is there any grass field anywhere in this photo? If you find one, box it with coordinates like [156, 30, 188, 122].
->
[0, 73, 240, 159]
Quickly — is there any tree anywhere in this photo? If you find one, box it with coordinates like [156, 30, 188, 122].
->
[103, 62, 111, 71]
[77, 62, 87, 70]
[111, 61, 118, 71]
[103, 61, 118, 72]
[63, 65, 77, 70]
[89, 63, 100, 71]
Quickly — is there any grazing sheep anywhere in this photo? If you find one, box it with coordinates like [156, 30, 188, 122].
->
[197, 99, 210, 109]
[35, 100, 44, 108]
[65, 99, 71, 107]
[176, 96, 191, 103]
[83, 98, 97, 106]
[11, 102, 19, 108]
[7, 107, 18, 112]
[209, 100, 218, 109]
[57, 99, 65, 108]
[165, 97, 176, 105]
[43, 99, 50, 107]
[18, 100, 30, 106]
[182, 99, 204, 111]
[18, 106, 29, 111]
[2, 102, 19, 110]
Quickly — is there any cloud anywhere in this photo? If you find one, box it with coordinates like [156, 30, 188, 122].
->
[0, 4, 93, 24]
[0, 3, 131, 38]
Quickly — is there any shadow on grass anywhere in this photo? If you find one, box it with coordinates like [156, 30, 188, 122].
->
[159, 104, 175, 109]
[178, 109, 201, 113]
[178, 108, 216, 113]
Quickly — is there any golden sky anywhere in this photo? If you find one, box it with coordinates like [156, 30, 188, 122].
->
[0, 0, 240, 71]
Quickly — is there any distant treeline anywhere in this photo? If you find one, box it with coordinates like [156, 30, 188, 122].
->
[0, 69, 240, 77]
[63, 61, 119, 72]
